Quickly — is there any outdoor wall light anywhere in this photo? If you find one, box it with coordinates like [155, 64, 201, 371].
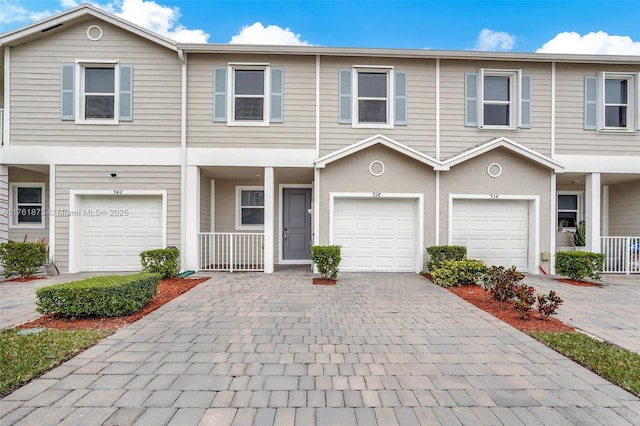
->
[110, 173, 117, 177]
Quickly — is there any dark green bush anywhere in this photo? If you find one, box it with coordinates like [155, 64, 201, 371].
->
[0, 242, 47, 278]
[425, 245, 467, 272]
[36, 273, 161, 318]
[140, 247, 179, 278]
[310, 245, 341, 279]
[430, 259, 487, 288]
[555, 251, 604, 281]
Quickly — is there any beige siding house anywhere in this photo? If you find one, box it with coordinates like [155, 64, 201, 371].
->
[1, 4, 639, 275]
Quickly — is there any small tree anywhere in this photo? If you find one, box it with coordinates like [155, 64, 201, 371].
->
[310, 245, 341, 280]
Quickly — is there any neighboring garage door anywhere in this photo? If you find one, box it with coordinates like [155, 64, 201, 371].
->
[452, 199, 529, 271]
[79, 195, 163, 271]
[333, 198, 417, 272]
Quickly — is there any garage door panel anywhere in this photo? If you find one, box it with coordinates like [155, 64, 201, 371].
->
[79, 195, 163, 272]
[333, 198, 417, 272]
[452, 199, 529, 271]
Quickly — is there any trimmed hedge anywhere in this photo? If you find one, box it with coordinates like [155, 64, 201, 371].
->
[140, 247, 180, 278]
[555, 251, 604, 281]
[36, 273, 161, 318]
[310, 245, 341, 279]
[0, 242, 47, 278]
[425, 245, 467, 272]
[430, 259, 487, 288]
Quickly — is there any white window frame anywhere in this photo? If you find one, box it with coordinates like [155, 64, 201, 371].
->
[228, 63, 270, 126]
[353, 66, 394, 129]
[557, 191, 584, 231]
[479, 69, 520, 129]
[76, 60, 119, 125]
[599, 72, 638, 132]
[9, 183, 46, 229]
[235, 186, 265, 230]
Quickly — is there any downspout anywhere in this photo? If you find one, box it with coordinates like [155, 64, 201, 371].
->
[178, 48, 187, 269]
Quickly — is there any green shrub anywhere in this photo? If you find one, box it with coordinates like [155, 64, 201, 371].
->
[140, 247, 179, 278]
[425, 245, 467, 272]
[430, 259, 487, 288]
[555, 251, 604, 281]
[36, 273, 161, 318]
[310, 245, 341, 279]
[536, 290, 563, 319]
[573, 220, 586, 247]
[0, 242, 47, 278]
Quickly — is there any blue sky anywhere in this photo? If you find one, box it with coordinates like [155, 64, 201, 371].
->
[2, 0, 640, 54]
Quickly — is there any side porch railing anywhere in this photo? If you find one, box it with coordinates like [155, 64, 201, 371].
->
[601, 236, 640, 274]
[199, 232, 264, 272]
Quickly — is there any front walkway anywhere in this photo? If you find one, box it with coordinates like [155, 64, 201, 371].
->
[1, 272, 638, 425]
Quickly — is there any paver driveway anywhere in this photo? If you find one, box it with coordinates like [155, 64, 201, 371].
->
[1, 271, 639, 425]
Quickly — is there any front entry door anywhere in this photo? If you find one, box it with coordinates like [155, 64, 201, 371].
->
[283, 188, 312, 260]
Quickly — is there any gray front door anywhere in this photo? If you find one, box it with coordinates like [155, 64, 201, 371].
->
[283, 188, 312, 260]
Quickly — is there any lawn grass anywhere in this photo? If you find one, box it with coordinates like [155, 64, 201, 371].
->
[533, 331, 640, 397]
[0, 328, 111, 397]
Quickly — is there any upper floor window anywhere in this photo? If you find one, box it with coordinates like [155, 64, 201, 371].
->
[585, 72, 640, 132]
[338, 66, 407, 128]
[9, 183, 45, 229]
[213, 64, 283, 126]
[236, 186, 264, 230]
[465, 69, 531, 129]
[60, 62, 133, 124]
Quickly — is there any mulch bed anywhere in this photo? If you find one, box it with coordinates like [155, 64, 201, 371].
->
[313, 278, 337, 285]
[5, 276, 46, 283]
[555, 278, 599, 287]
[18, 277, 209, 331]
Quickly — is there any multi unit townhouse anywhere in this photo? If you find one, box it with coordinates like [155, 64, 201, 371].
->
[1, 5, 638, 276]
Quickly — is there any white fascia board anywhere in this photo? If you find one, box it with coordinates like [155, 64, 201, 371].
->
[187, 148, 317, 167]
[315, 134, 441, 169]
[441, 137, 564, 172]
[554, 154, 640, 173]
[0, 147, 181, 165]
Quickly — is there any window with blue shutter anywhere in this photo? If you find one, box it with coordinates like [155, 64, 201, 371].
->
[339, 69, 352, 124]
[394, 71, 407, 125]
[61, 64, 75, 120]
[464, 72, 478, 127]
[119, 65, 133, 121]
[270, 67, 284, 123]
[213, 67, 227, 122]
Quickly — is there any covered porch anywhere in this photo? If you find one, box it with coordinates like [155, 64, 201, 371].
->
[187, 165, 314, 273]
[555, 171, 640, 274]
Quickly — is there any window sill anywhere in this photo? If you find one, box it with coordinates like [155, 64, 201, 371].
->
[478, 125, 518, 131]
[227, 121, 270, 127]
[76, 119, 119, 125]
[9, 224, 46, 230]
[596, 129, 639, 135]
[352, 123, 394, 130]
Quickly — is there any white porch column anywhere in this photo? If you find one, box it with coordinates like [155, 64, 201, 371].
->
[183, 165, 200, 271]
[264, 167, 274, 273]
[0, 165, 8, 243]
[585, 172, 601, 252]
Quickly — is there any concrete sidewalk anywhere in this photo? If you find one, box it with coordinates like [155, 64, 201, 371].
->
[1, 272, 638, 425]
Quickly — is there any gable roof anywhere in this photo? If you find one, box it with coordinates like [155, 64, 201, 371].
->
[440, 137, 565, 172]
[0, 3, 177, 51]
[314, 134, 442, 169]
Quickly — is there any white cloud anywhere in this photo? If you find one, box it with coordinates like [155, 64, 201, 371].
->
[1, 0, 209, 43]
[0, 0, 55, 24]
[473, 28, 516, 51]
[230, 22, 310, 45]
[537, 31, 640, 55]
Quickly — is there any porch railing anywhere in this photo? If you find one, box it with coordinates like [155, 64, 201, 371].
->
[199, 232, 264, 272]
[601, 236, 640, 275]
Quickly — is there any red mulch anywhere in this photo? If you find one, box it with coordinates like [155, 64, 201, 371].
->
[6, 276, 46, 283]
[18, 277, 209, 331]
[422, 274, 574, 333]
[556, 278, 599, 287]
[313, 278, 337, 285]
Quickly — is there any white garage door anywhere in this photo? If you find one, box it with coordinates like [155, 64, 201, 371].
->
[333, 198, 417, 272]
[452, 199, 529, 271]
[79, 195, 163, 271]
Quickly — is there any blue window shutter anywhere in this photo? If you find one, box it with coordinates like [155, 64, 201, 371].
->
[270, 67, 284, 123]
[464, 72, 478, 127]
[339, 69, 352, 124]
[584, 76, 598, 130]
[394, 71, 407, 125]
[119, 65, 133, 121]
[213, 67, 227, 122]
[60, 64, 75, 120]
[520, 74, 531, 128]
